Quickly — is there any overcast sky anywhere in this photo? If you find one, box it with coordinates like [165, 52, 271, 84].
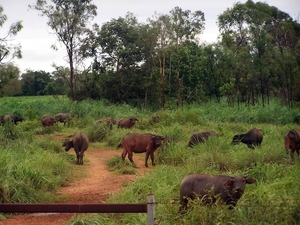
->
[1, 0, 299, 74]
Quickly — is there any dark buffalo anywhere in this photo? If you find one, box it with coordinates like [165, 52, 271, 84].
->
[284, 130, 300, 158]
[179, 174, 257, 212]
[62, 132, 89, 165]
[151, 113, 160, 123]
[55, 113, 74, 126]
[117, 117, 139, 129]
[0, 114, 24, 125]
[41, 115, 57, 127]
[121, 133, 166, 167]
[96, 117, 116, 129]
[231, 128, 263, 149]
[187, 130, 218, 147]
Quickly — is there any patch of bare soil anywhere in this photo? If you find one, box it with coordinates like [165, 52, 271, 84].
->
[0, 147, 152, 225]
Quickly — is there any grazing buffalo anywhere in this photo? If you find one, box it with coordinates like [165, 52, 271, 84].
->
[151, 113, 160, 123]
[0, 114, 24, 125]
[62, 132, 89, 165]
[187, 130, 218, 147]
[96, 117, 116, 129]
[117, 117, 139, 129]
[55, 113, 74, 126]
[231, 128, 263, 149]
[284, 130, 300, 158]
[179, 174, 257, 212]
[41, 115, 57, 127]
[121, 133, 167, 167]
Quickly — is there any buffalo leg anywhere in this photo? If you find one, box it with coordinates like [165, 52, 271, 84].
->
[145, 152, 150, 167]
[76, 153, 80, 164]
[128, 151, 134, 164]
[121, 150, 127, 161]
[150, 152, 155, 166]
[79, 151, 84, 165]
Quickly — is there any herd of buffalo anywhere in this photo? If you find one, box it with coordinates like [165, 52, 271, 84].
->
[1, 112, 299, 212]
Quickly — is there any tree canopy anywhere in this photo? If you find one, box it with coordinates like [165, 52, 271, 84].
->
[1, 1, 300, 109]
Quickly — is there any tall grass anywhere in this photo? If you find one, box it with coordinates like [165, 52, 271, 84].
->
[0, 96, 299, 224]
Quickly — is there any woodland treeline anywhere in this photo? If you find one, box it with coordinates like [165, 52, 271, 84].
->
[0, 0, 300, 109]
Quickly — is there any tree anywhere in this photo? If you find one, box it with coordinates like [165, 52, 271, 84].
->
[0, 64, 20, 97]
[30, 0, 97, 100]
[21, 70, 52, 96]
[218, 0, 300, 107]
[0, 6, 23, 64]
[90, 13, 145, 103]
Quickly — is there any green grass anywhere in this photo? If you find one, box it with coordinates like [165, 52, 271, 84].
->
[0, 96, 299, 224]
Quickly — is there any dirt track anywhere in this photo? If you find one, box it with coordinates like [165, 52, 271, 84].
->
[0, 147, 151, 225]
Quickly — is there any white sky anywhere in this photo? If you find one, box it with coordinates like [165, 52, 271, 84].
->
[1, 0, 299, 74]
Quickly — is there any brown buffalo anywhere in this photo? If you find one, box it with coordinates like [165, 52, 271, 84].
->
[41, 115, 57, 127]
[62, 132, 89, 165]
[284, 130, 300, 158]
[231, 128, 263, 149]
[96, 117, 116, 129]
[179, 174, 257, 212]
[55, 113, 74, 126]
[0, 114, 24, 125]
[187, 130, 218, 147]
[121, 133, 166, 167]
[117, 117, 139, 129]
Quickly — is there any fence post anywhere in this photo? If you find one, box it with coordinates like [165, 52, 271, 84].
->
[147, 194, 155, 225]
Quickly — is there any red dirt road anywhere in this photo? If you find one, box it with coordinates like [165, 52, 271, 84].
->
[0, 147, 151, 225]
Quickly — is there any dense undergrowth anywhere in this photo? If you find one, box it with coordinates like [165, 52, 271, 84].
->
[0, 96, 299, 224]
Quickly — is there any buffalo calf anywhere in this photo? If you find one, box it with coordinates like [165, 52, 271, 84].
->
[96, 117, 116, 129]
[62, 132, 89, 165]
[0, 114, 24, 125]
[179, 174, 257, 212]
[284, 130, 300, 158]
[231, 128, 263, 149]
[55, 113, 74, 126]
[188, 130, 218, 147]
[41, 115, 57, 127]
[117, 117, 139, 129]
[121, 133, 166, 167]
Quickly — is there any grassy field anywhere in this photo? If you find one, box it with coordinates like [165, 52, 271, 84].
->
[0, 96, 299, 224]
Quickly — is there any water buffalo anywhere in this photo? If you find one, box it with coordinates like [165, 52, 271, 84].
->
[55, 113, 74, 126]
[187, 130, 218, 147]
[179, 173, 257, 212]
[41, 115, 57, 127]
[121, 133, 167, 167]
[0, 114, 24, 125]
[96, 117, 116, 129]
[117, 117, 139, 129]
[62, 132, 89, 165]
[231, 128, 263, 149]
[284, 130, 300, 158]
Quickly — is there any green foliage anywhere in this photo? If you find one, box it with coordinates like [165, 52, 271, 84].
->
[106, 156, 137, 175]
[0, 146, 71, 203]
[86, 123, 112, 142]
[0, 96, 299, 224]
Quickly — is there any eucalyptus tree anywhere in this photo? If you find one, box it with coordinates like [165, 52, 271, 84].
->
[168, 7, 205, 106]
[91, 13, 146, 104]
[218, 0, 300, 107]
[0, 6, 23, 64]
[218, 1, 253, 106]
[148, 14, 172, 108]
[149, 7, 205, 107]
[30, 0, 97, 101]
[265, 5, 300, 107]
